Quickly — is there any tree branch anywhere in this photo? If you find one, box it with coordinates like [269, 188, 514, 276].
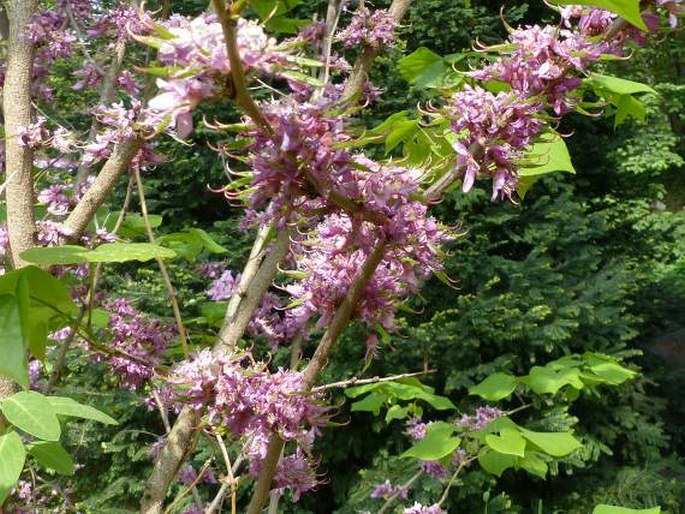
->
[213, 0, 272, 134]
[1, 0, 38, 402]
[215, 227, 290, 352]
[63, 135, 143, 240]
[342, 0, 414, 100]
[247, 236, 388, 513]
[140, 407, 198, 514]
[3, 0, 38, 269]
[312, 369, 436, 392]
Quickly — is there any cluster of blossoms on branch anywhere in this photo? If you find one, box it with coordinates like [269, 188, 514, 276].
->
[157, 348, 329, 499]
[368, 407, 503, 512]
[445, 1, 683, 200]
[93, 298, 176, 390]
[337, 6, 397, 49]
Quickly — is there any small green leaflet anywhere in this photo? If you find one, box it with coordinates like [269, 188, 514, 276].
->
[27, 441, 75, 476]
[518, 133, 576, 198]
[593, 506, 660, 514]
[0, 391, 61, 441]
[469, 372, 517, 401]
[21, 243, 177, 265]
[519, 428, 582, 457]
[402, 421, 460, 460]
[485, 427, 527, 457]
[47, 396, 118, 425]
[549, 1, 646, 30]
[398, 47, 447, 88]
[0, 431, 26, 505]
[585, 73, 655, 96]
[478, 448, 518, 477]
[0, 294, 29, 388]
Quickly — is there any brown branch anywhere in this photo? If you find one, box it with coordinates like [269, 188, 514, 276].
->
[74, 37, 128, 184]
[315, 0, 344, 93]
[63, 135, 143, 240]
[213, 0, 272, 134]
[313, 369, 436, 392]
[342, 0, 414, 100]
[247, 236, 388, 514]
[0, 0, 38, 402]
[140, 407, 199, 514]
[215, 228, 290, 351]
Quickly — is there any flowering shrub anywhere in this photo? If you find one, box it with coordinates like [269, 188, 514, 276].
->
[0, 0, 681, 512]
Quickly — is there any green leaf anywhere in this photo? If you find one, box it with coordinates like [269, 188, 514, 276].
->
[585, 73, 655, 96]
[520, 134, 576, 177]
[585, 353, 637, 384]
[525, 366, 584, 394]
[469, 372, 517, 401]
[21, 243, 177, 265]
[615, 94, 647, 126]
[385, 119, 420, 154]
[402, 421, 460, 460]
[280, 70, 324, 87]
[190, 228, 228, 254]
[592, 506, 660, 514]
[519, 451, 549, 479]
[350, 393, 386, 415]
[518, 133, 575, 198]
[485, 428, 526, 457]
[0, 294, 28, 388]
[397, 47, 446, 88]
[478, 448, 517, 477]
[550, 1, 646, 30]
[201, 302, 229, 328]
[385, 404, 409, 423]
[0, 431, 26, 505]
[47, 396, 118, 425]
[1, 391, 61, 441]
[117, 213, 163, 239]
[252, 0, 302, 19]
[519, 429, 582, 457]
[0, 266, 77, 315]
[27, 441, 74, 476]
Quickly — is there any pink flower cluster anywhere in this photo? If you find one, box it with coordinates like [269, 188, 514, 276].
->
[456, 406, 503, 431]
[233, 100, 454, 341]
[403, 503, 446, 514]
[337, 7, 397, 49]
[37, 176, 95, 216]
[449, 86, 544, 200]
[93, 298, 175, 390]
[285, 199, 451, 336]
[142, 14, 295, 138]
[371, 479, 409, 500]
[160, 349, 328, 498]
[470, 24, 614, 114]
[238, 99, 356, 229]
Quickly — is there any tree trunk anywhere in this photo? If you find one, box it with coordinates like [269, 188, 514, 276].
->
[0, 0, 38, 421]
[3, 0, 38, 269]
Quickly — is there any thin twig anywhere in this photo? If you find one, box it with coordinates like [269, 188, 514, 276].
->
[152, 389, 171, 434]
[162, 458, 212, 514]
[212, 433, 237, 514]
[313, 369, 436, 392]
[437, 456, 477, 507]
[378, 470, 423, 514]
[133, 165, 189, 358]
[212, 0, 272, 133]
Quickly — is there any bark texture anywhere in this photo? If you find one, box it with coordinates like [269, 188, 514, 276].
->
[3, 0, 38, 269]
